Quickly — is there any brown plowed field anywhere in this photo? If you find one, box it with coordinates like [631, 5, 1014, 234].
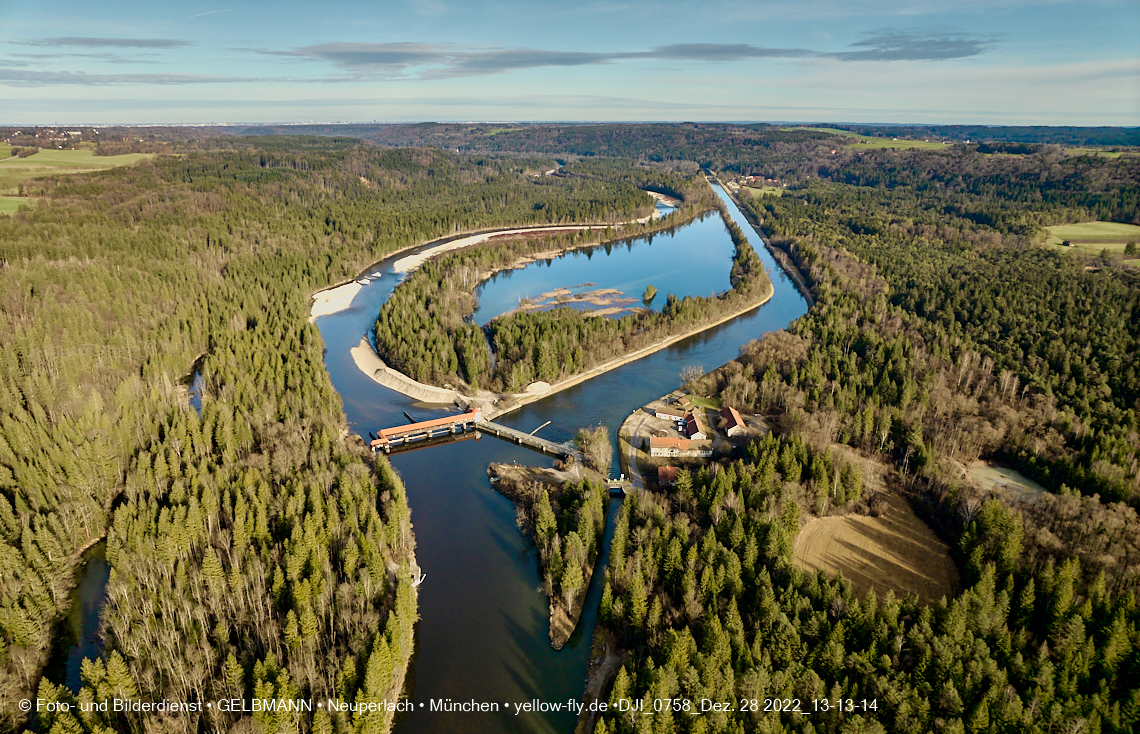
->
[794, 493, 958, 602]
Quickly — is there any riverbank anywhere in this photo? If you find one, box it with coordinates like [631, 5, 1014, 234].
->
[574, 628, 626, 734]
[350, 337, 473, 405]
[392, 225, 621, 274]
[394, 193, 689, 274]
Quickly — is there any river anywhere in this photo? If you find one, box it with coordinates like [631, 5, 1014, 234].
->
[49, 184, 803, 720]
[312, 182, 808, 733]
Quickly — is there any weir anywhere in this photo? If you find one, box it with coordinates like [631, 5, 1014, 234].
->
[370, 409, 576, 459]
[370, 409, 483, 451]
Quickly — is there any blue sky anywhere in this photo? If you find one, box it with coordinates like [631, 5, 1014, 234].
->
[1, 0, 1137, 125]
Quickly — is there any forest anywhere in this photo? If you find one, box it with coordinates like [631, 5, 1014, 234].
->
[1, 123, 1137, 734]
[587, 145, 1139, 733]
[489, 463, 608, 649]
[0, 137, 663, 733]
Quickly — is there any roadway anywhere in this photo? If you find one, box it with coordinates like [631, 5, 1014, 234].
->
[622, 410, 651, 491]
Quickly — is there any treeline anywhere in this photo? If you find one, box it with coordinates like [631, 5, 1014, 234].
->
[559, 157, 695, 200]
[0, 137, 655, 732]
[230, 124, 1139, 203]
[238, 123, 844, 182]
[814, 147, 1140, 225]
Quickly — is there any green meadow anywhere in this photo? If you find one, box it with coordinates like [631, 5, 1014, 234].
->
[744, 185, 784, 197]
[0, 196, 36, 216]
[1045, 221, 1140, 253]
[0, 148, 152, 194]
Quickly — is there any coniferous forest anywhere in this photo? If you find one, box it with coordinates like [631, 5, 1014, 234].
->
[0, 136, 655, 733]
[1, 125, 1138, 734]
[582, 137, 1140, 734]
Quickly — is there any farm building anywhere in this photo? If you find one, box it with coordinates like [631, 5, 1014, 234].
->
[684, 411, 709, 440]
[649, 437, 713, 458]
[657, 466, 678, 485]
[654, 406, 686, 421]
[720, 407, 746, 437]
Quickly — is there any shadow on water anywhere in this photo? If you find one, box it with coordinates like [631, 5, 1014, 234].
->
[318, 182, 807, 734]
[45, 542, 110, 693]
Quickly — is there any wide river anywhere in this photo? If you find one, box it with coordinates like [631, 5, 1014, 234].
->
[316, 183, 808, 733]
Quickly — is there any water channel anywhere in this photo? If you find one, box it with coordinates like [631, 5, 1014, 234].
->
[51, 183, 807, 727]
[46, 542, 110, 693]
[313, 182, 809, 733]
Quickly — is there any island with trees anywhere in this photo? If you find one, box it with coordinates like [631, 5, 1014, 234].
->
[370, 163, 772, 410]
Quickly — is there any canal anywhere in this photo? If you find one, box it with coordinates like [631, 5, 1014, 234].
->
[312, 182, 808, 733]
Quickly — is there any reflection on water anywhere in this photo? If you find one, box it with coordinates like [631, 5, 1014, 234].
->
[473, 206, 739, 325]
[46, 542, 110, 693]
[188, 369, 205, 414]
[314, 183, 807, 733]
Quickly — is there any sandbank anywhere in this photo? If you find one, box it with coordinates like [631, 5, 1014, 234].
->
[309, 281, 362, 322]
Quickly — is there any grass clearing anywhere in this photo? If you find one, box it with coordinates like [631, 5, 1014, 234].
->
[1044, 221, 1140, 253]
[0, 149, 152, 194]
[782, 126, 951, 150]
[969, 462, 1045, 505]
[0, 196, 37, 216]
[794, 492, 958, 602]
[0, 143, 11, 160]
[685, 395, 722, 410]
[744, 185, 784, 198]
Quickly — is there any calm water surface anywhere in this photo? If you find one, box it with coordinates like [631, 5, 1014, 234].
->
[47, 542, 110, 693]
[472, 202, 726, 325]
[313, 183, 807, 733]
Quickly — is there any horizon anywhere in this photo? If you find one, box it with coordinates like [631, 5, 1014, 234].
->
[4, 121, 1139, 130]
[2, 0, 1137, 126]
